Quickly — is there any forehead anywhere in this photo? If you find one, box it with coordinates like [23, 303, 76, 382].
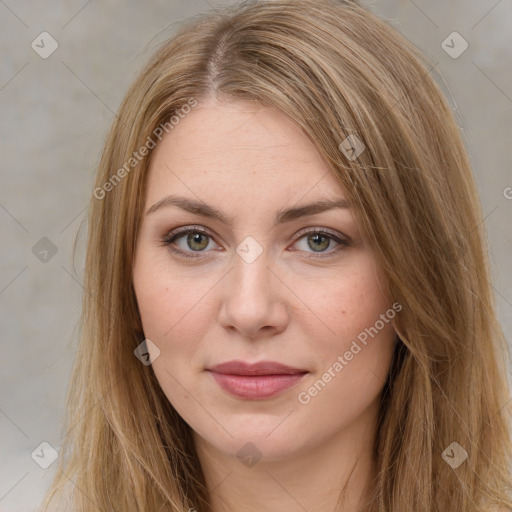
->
[146, 99, 344, 199]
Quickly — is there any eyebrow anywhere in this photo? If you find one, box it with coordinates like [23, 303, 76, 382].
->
[145, 194, 349, 227]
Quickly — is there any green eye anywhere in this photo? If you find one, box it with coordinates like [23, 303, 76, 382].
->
[161, 226, 350, 260]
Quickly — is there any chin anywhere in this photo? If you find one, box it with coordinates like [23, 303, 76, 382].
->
[192, 420, 316, 464]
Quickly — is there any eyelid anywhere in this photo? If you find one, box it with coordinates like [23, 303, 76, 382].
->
[291, 226, 351, 244]
[163, 224, 213, 239]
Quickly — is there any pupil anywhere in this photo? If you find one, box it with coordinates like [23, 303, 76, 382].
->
[188, 233, 208, 251]
[308, 234, 329, 252]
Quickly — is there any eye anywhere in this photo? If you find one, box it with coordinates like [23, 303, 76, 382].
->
[159, 225, 351, 260]
[160, 226, 219, 259]
[291, 227, 350, 258]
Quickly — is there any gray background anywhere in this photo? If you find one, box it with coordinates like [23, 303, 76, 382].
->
[1, 1, 511, 510]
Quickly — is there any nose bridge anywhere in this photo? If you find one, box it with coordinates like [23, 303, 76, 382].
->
[231, 238, 274, 302]
[219, 237, 288, 336]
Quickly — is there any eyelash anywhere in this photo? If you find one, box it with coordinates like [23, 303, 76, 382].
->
[158, 225, 351, 260]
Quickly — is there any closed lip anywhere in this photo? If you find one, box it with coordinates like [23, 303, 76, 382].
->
[206, 360, 308, 376]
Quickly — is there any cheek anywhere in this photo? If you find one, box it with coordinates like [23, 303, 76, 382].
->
[132, 254, 223, 407]
[132, 262, 210, 404]
[299, 261, 392, 354]
[133, 250, 212, 342]
[293, 259, 396, 403]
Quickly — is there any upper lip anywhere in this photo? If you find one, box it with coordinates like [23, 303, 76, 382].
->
[207, 360, 308, 376]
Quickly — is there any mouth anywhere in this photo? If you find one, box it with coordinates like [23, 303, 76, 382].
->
[206, 360, 309, 400]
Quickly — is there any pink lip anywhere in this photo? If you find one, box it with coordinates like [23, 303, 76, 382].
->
[206, 360, 308, 399]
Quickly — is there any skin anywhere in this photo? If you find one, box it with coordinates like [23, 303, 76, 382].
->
[132, 99, 398, 512]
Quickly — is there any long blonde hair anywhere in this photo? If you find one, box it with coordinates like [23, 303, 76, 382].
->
[40, 1, 512, 510]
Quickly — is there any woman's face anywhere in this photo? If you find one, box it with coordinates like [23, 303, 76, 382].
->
[132, 99, 397, 462]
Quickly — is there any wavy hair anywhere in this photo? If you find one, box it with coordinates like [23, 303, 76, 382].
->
[40, 0, 512, 510]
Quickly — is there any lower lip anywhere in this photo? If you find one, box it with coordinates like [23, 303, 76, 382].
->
[208, 371, 307, 399]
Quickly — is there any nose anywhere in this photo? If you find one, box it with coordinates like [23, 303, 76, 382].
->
[218, 247, 290, 339]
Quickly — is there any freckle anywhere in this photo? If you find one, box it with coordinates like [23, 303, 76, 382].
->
[341, 310, 346, 314]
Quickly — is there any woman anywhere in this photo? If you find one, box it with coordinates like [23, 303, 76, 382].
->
[41, 0, 512, 510]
